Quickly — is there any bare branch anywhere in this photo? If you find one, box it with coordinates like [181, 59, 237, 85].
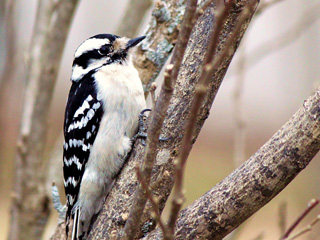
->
[123, 0, 198, 238]
[167, 0, 234, 230]
[133, 0, 192, 89]
[281, 199, 319, 240]
[194, 0, 214, 21]
[85, 1, 259, 239]
[145, 87, 320, 239]
[168, 0, 256, 231]
[9, 1, 79, 239]
[135, 165, 171, 239]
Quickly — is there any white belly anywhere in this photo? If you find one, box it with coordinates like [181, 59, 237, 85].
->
[77, 60, 146, 225]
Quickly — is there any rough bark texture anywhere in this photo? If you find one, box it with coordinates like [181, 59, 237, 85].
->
[52, 0, 259, 239]
[133, 0, 189, 89]
[9, 1, 79, 240]
[145, 88, 320, 239]
[50, 0, 320, 239]
[86, 0, 259, 239]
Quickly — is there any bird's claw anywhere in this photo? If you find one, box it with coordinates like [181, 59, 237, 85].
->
[132, 109, 170, 146]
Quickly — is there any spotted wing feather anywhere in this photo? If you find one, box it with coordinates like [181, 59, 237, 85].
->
[63, 73, 103, 237]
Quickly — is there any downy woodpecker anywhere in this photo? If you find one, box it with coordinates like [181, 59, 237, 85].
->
[63, 34, 146, 239]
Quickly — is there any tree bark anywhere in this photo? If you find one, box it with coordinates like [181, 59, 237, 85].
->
[144, 88, 320, 239]
[86, 0, 259, 239]
[9, 1, 79, 240]
[51, 0, 319, 239]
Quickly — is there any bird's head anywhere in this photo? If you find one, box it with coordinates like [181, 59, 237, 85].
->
[71, 34, 145, 82]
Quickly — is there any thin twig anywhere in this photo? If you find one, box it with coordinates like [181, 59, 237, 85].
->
[150, 82, 157, 109]
[167, 0, 235, 231]
[168, 0, 199, 85]
[122, 0, 199, 238]
[135, 165, 171, 240]
[281, 199, 319, 239]
[194, 0, 214, 22]
[286, 214, 320, 240]
[145, 85, 320, 239]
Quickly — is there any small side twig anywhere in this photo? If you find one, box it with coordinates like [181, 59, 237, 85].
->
[150, 82, 157, 109]
[281, 199, 319, 240]
[285, 214, 320, 240]
[194, 0, 214, 21]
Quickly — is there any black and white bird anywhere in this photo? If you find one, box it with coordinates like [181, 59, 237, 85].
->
[63, 34, 146, 239]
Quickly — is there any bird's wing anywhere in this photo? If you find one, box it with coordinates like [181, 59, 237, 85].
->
[63, 74, 103, 238]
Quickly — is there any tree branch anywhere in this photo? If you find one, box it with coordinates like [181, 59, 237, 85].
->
[145, 87, 320, 239]
[85, 1, 259, 239]
[281, 199, 319, 240]
[133, 0, 192, 89]
[123, 0, 198, 238]
[9, 1, 79, 239]
[167, 0, 234, 231]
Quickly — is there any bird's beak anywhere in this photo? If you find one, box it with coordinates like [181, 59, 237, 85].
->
[126, 36, 146, 49]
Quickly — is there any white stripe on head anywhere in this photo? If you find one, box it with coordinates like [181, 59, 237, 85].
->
[71, 57, 110, 82]
[75, 38, 110, 58]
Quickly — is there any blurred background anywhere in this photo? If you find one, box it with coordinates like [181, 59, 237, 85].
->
[0, 0, 320, 239]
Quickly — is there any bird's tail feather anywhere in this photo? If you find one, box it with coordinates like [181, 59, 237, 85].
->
[71, 208, 80, 240]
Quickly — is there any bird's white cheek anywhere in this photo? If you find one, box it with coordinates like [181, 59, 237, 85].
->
[71, 65, 86, 81]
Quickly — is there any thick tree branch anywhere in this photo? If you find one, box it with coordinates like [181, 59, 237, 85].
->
[51, 1, 191, 239]
[9, 1, 79, 240]
[133, 0, 190, 89]
[84, 1, 259, 239]
[168, 0, 256, 232]
[145, 88, 320, 239]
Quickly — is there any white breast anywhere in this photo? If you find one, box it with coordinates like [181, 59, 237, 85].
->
[77, 59, 146, 223]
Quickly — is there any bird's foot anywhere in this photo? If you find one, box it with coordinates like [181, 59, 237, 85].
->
[131, 109, 170, 146]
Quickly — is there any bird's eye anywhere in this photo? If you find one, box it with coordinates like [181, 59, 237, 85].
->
[98, 45, 111, 55]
